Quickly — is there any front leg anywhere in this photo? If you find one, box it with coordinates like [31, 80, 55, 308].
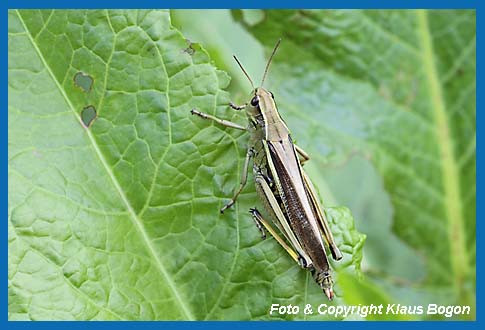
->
[229, 102, 247, 110]
[191, 108, 246, 131]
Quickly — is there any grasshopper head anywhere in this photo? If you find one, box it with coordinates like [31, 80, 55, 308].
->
[312, 269, 335, 301]
[249, 87, 274, 108]
[246, 87, 279, 125]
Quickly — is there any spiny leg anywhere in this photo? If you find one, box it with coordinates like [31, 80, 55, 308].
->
[320, 208, 343, 260]
[249, 208, 299, 264]
[190, 108, 246, 131]
[220, 148, 254, 213]
[254, 174, 313, 268]
[249, 208, 266, 240]
[295, 144, 310, 165]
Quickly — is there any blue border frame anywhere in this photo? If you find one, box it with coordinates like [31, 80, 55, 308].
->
[5, 0, 480, 328]
[2, 0, 480, 9]
[2, 321, 484, 329]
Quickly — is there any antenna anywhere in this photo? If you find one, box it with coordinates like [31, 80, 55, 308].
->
[261, 38, 281, 87]
[233, 55, 255, 90]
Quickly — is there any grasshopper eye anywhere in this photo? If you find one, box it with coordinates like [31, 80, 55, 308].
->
[250, 96, 259, 107]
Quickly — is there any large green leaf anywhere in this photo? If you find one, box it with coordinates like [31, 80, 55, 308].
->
[8, 9, 364, 320]
[233, 9, 476, 313]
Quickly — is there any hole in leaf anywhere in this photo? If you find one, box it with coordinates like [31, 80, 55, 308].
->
[73, 72, 94, 92]
[81, 105, 97, 127]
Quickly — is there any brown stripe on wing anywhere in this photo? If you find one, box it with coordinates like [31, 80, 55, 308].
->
[266, 138, 331, 273]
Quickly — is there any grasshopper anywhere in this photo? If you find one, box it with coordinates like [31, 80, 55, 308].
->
[190, 40, 342, 300]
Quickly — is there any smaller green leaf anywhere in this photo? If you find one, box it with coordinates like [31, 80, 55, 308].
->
[326, 207, 366, 277]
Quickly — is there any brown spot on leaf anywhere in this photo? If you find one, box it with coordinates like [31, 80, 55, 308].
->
[182, 39, 196, 56]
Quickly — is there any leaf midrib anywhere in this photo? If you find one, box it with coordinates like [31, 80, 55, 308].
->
[416, 9, 469, 297]
[15, 10, 195, 320]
